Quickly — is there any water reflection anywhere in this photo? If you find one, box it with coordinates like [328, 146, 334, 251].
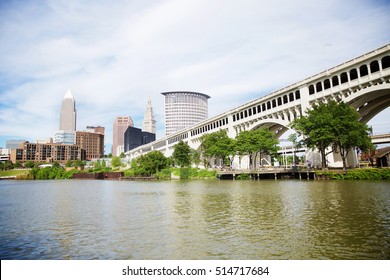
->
[0, 179, 389, 259]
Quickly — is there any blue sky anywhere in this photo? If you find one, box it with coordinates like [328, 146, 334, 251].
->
[1, 0, 390, 153]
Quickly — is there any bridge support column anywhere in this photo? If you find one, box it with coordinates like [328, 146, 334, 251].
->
[299, 85, 310, 116]
[327, 148, 359, 168]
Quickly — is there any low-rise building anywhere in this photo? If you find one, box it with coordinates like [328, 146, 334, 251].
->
[10, 142, 86, 164]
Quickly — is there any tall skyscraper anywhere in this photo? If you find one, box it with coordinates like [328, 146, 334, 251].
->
[161, 91, 210, 135]
[112, 116, 134, 156]
[142, 97, 156, 134]
[59, 90, 76, 131]
[55, 90, 77, 144]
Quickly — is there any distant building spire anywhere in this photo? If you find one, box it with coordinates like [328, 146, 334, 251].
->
[142, 97, 156, 134]
[55, 90, 77, 144]
[59, 89, 76, 131]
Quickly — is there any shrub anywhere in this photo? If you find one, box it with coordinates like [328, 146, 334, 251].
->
[180, 168, 190, 179]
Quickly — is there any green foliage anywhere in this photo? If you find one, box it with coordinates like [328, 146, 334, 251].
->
[111, 156, 121, 168]
[316, 168, 390, 180]
[131, 151, 168, 176]
[31, 166, 63, 180]
[154, 167, 216, 180]
[27, 166, 83, 180]
[156, 168, 172, 180]
[291, 101, 372, 169]
[172, 141, 192, 167]
[235, 129, 279, 167]
[0, 169, 30, 177]
[191, 149, 201, 167]
[94, 160, 102, 171]
[0, 161, 14, 171]
[74, 160, 86, 168]
[194, 168, 217, 179]
[236, 173, 250, 180]
[200, 130, 236, 167]
[24, 161, 35, 168]
[180, 167, 190, 179]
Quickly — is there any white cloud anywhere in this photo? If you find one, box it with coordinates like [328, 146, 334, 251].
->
[1, 0, 389, 151]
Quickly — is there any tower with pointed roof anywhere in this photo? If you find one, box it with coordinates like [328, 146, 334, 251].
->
[55, 90, 77, 144]
[59, 89, 77, 131]
[142, 97, 156, 134]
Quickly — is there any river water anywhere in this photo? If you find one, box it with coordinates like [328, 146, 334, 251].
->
[0, 179, 389, 260]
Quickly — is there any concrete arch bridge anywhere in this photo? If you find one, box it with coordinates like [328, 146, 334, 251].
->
[126, 44, 390, 168]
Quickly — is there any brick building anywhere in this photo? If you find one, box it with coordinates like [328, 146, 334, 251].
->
[10, 142, 86, 164]
[76, 131, 105, 160]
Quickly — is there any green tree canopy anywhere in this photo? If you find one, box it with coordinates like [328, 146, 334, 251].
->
[25, 161, 35, 168]
[191, 148, 201, 167]
[111, 156, 121, 168]
[132, 151, 168, 176]
[287, 133, 303, 165]
[291, 101, 372, 169]
[330, 102, 373, 169]
[200, 130, 235, 167]
[172, 140, 191, 167]
[235, 129, 279, 168]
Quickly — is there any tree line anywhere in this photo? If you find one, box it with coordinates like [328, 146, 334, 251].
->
[2, 101, 373, 178]
[128, 128, 280, 177]
[131, 101, 373, 175]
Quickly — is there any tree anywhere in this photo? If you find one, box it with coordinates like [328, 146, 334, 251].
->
[191, 149, 201, 167]
[94, 160, 101, 171]
[132, 151, 168, 176]
[172, 140, 191, 167]
[25, 161, 35, 168]
[235, 130, 260, 168]
[330, 102, 373, 170]
[235, 129, 279, 168]
[287, 133, 303, 166]
[111, 156, 121, 168]
[291, 101, 338, 169]
[256, 129, 279, 167]
[200, 130, 235, 168]
[291, 101, 372, 169]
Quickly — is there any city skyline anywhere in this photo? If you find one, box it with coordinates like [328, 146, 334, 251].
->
[1, 0, 390, 151]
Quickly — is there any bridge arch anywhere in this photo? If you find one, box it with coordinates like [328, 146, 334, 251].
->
[245, 118, 290, 139]
[308, 54, 390, 96]
[344, 83, 390, 123]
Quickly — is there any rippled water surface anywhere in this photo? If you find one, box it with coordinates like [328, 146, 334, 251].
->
[0, 179, 389, 259]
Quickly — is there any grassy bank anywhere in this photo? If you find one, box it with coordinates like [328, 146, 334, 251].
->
[0, 169, 30, 178]
[125, 167, 217, 180]
[316, 168, 390, 180]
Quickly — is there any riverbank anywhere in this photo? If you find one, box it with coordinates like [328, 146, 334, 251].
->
[315, 168, 390, 180]
[0, 169, 30, 180]
[1, 167, 390, 181]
